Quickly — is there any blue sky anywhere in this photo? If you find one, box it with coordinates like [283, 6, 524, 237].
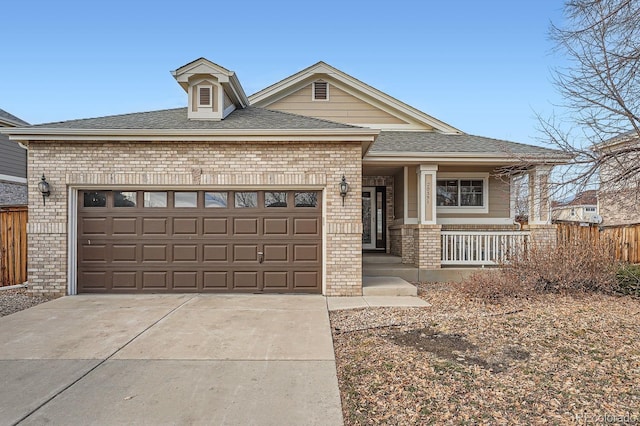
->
[2, 0, 565, 146]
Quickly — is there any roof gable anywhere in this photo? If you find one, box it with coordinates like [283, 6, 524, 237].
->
[171, 57, 248, 112]
[249, 62, 461, 134]
[267, 82, 410, 127]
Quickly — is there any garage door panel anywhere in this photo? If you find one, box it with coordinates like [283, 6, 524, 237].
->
[79, 271, 108, 290]
[233, 218, 258, 235]
[112, 245, 137, 262]
[294, 245, 320, 262]
[112, 272, 137, 289]
[233, 271, 259, 289]
[173, 271, 198, 289]
[203, 271, 229, 289]
[142, 271, 168, 289]
[294, 218, 319, 236]
[233, 245, 258, 262]
[142, 218, 167, 235]
[264, 218, 288, 235]
[173, 218, 198, 235]
[203, 218, 228, 235]
[78, 190, 322, 294]
[81, 244, 108, 262]
[81, 218, 108, 235]
[112, 218, 137, 235]
[203, 245, 228, 262]
[263, 244, 288, 262]
[173, 245, 198, 262]
[143, 245, 168, 262]
[293, 271, 320, 289]
[263, 271, 289, 290]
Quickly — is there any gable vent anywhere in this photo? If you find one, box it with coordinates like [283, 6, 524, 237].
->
[199, 87, 212, 106]
[313, 81, 328, 100]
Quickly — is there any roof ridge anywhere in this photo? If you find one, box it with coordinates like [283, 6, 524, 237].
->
[32, 107, 188, 127]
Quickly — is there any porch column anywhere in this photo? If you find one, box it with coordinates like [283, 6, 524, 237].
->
[528, 165, 553, 225]
[417, 164, 438, 224]
[414, 165, 441, 270]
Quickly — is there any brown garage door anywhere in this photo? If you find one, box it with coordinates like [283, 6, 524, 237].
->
[77, 190, 322, 293]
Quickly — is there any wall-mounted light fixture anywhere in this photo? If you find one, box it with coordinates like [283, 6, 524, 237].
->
[339, 175, 349, 206]
[37, 174, 50, 205]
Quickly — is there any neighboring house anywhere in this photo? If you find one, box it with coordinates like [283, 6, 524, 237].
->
[551, 190, 599, 223]
[1, 58, 566, 297]
[0, 109, 28, 206]
[597, 131, 640, 226]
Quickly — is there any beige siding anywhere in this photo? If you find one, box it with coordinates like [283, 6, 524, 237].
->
[436, 166, 510, 219]
[407, 166, 418, 219]
[223, 89, 233, 110]
[268, 84, 415, 126]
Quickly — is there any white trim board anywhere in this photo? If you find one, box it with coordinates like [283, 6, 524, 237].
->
[437, 218, 516, 225]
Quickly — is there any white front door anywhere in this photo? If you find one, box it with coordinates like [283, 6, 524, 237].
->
[362, 187, 377, 250]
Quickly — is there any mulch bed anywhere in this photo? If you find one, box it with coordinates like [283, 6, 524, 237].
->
[330, 282, 640, 425]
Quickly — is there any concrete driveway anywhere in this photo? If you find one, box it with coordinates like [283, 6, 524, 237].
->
[0, 294, 343, 425]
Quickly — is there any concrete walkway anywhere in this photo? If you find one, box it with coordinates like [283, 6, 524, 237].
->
[0, 294, 343, 426]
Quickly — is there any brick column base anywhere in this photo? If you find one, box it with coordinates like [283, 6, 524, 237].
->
[526, 224, 557, 248]
[389, 225, 416, 264]
[414, 224, 442, 269]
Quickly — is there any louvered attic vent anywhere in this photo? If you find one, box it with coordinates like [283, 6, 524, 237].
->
[313, 81, 328, 100]
[199, 87, 212, 106]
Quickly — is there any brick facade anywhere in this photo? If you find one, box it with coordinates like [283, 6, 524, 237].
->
[599, 188, 640, 226]
[27, 141, 362, 297]
[389, 224, 442, 268]
[389, 225, 416, 264]
[413, 225, 442, 269]
[526, 224, 557, 248]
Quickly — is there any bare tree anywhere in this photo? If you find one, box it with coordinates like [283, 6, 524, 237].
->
[537, 0, 640, 199]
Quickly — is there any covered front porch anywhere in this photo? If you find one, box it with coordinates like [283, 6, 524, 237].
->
[361, 162, 556, 271]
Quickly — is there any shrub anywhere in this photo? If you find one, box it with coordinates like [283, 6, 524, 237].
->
[460, 235, 620, 300]
[616, 264, 640, 297]
[462, 268, 533, 301]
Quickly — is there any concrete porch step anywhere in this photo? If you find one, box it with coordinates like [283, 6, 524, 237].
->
[362, 253, 402, 264]
[362, 276, 418, 296]
[362, 264, 419, 282]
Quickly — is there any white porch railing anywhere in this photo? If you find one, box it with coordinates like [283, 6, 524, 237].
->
[441, 231, 530, 266]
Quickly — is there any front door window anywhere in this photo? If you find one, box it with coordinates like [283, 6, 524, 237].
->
[362, 187, 383, 250]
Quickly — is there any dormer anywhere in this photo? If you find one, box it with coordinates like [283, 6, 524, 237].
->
[172, 58, 249, 120]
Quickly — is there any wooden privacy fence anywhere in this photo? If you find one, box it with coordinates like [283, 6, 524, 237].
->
[556, 222, 640, 264]
[0, 206, 28, 286]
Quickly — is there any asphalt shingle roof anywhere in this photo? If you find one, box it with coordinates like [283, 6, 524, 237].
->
[370, 131, 561, 155]
[31, 107, 358, 130]
[22, 107, 562, 156]
[0, 108, 29, 126]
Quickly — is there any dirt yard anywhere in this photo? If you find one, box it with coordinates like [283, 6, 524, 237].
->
[330, 283, 640, 425]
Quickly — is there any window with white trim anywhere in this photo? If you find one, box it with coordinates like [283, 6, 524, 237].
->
[313, 81, 328, 101]
[436, 173, 489, 214]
